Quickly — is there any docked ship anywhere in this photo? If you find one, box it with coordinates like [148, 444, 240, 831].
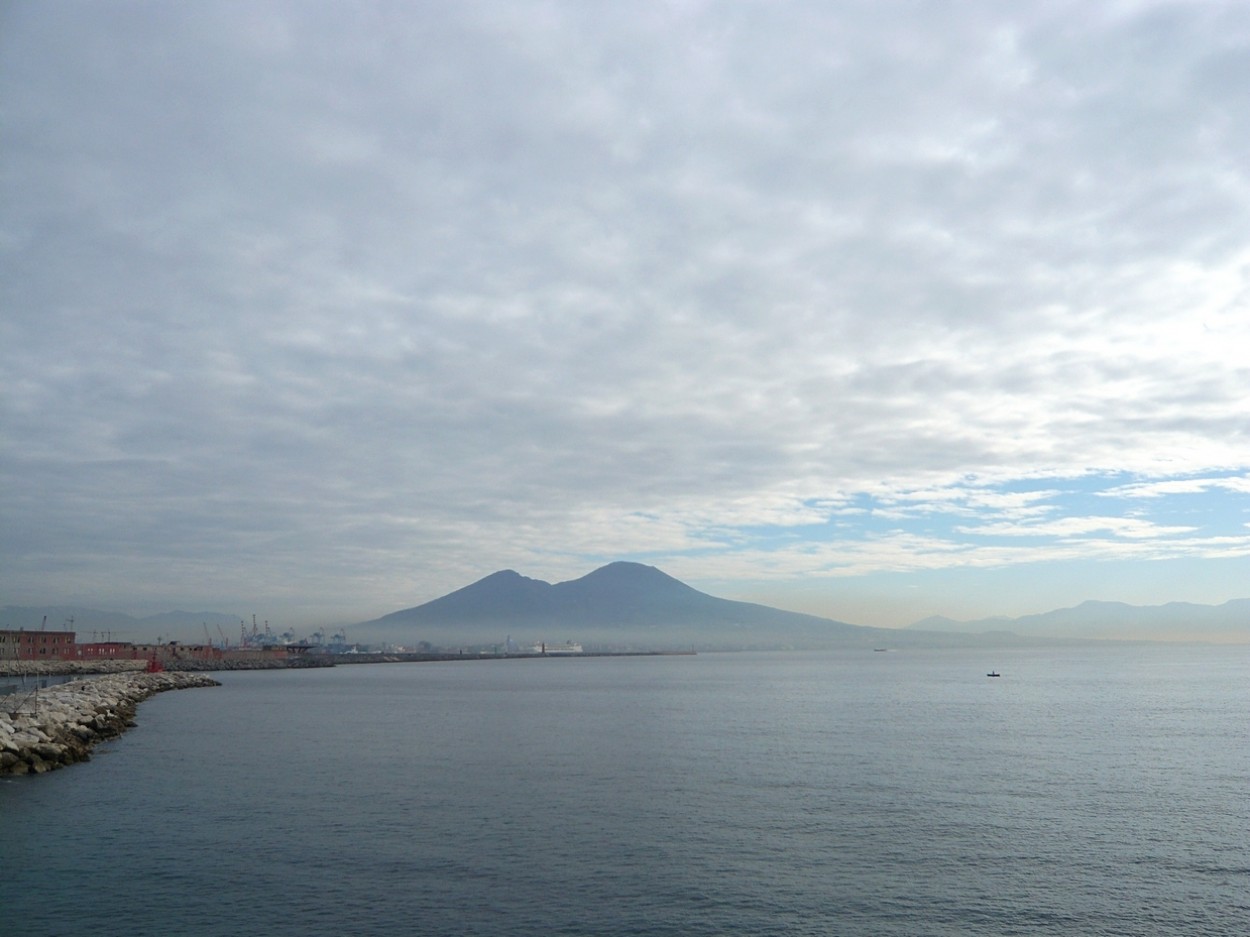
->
[527, 641, 584, 655]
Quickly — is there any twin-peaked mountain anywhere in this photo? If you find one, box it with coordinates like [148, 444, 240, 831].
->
[357, 562, 990, 649]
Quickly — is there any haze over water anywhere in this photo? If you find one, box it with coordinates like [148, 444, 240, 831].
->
[3, 646, 1247, 936]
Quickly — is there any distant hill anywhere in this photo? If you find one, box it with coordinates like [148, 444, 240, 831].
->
[907, 599, 1250, 643]
[0, 606, 242, 643]
[907, 614, 1016, 635]
[355, 562, 1018, 650]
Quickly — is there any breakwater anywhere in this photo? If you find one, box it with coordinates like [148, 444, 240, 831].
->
[0, 656, 331, 678]
[0, 659, 148, 677]
[0, 671, 220, 776]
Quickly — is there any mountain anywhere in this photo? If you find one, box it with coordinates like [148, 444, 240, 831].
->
[1, 606, 137, 634]
[906, 598, 1250, 643]
[356, 562, 1012, 650]
[0, 606, 242, 642]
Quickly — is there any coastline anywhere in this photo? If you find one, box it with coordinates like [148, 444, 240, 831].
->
[1, 670, 220, 776]
[0, 650, 700, 778]
[0, 649, 695, 679]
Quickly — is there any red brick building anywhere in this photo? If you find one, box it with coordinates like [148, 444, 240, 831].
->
[74, 642, 225, 663]
[0, 629, 78, 661]
[74, 641, 145, 660]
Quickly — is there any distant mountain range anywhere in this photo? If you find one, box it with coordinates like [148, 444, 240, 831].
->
[356, 562, 1025, 650]
[8, 565, 1247, 649]
[0, 606, 242, 642]
[907, 598, 1250, 643]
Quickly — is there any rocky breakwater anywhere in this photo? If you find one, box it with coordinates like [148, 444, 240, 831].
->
[0, 671, 220, 776]
[0, 659, 147, 677]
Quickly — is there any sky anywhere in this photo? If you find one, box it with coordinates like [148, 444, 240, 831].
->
[3, 1, 1249, 632]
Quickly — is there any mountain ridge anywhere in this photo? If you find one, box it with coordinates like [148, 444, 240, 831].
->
[0, 606, 243, 639]
[906, 597, 1250, 642]
[8, 572, 1247, 647]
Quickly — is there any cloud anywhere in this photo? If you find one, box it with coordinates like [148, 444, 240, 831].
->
[955, 516, 1198, 540]
[2, 1, 1249, 623]
[1100, 475, 1250, 499]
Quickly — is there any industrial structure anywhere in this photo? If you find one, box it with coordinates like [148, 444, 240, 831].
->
[0, 626, 311, 665]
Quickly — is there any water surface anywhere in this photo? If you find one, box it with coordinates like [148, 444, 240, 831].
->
[2, 645, 1247, 935]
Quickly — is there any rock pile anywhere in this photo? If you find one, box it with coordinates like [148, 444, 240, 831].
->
[0, 671, 220, 776]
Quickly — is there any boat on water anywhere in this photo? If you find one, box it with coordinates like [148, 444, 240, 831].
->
[987, 671, 1001, 677]
[527, 641, 584, 655]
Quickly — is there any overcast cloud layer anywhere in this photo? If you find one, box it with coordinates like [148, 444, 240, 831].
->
[3, 1, 1248, 629]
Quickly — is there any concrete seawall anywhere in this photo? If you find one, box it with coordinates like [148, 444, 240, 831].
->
[1, 671, 220, 776]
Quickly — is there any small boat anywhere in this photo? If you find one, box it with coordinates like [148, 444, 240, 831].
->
[986, 671, 1000, 678]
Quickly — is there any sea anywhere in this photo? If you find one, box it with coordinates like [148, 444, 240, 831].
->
[2, 645, 1247, 937]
